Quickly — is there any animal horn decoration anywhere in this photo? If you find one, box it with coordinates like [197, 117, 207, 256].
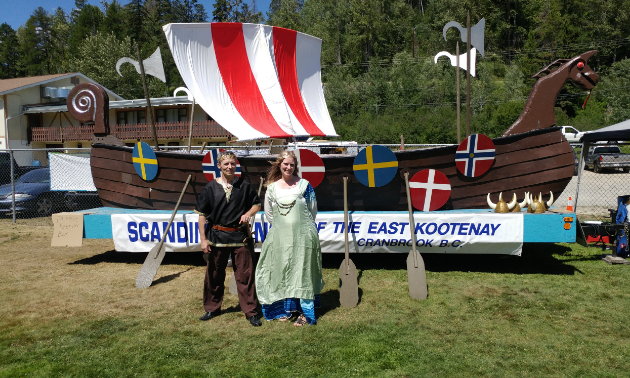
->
[487, 192, 511, 213]
[116, 47, 166, 83]
[434, 48, 477, 76]
[534, 193, 546, 213]
[546, 191, 554, 208]
[507, 193, 517, 211]
[442, 18, 485, 57]
[527, 193, 536, 213]
[512, 192, 528, 212]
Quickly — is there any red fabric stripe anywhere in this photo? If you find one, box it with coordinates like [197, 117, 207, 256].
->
[272, 27, 325, 137]
[211, 23, 290, 138]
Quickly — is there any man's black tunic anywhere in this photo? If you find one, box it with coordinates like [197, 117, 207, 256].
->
[195, 177, 261, 247]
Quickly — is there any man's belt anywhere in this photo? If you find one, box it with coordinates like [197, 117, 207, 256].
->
[212, 225, 243, 232]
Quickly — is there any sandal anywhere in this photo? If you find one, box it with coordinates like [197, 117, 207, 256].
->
[293, 314, 308, 327]
[278, 316, 290, 322]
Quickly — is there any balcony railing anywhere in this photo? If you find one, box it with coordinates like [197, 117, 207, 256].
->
[30, 120, 233, 142]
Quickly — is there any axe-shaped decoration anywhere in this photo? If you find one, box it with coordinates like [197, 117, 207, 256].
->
[434, 47, 477, 77]
[443, 18, 485, 57]
[116, 47, 166, 83]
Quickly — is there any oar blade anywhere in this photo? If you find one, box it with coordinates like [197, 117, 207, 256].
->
[407, 250, 428, 300]
[136, 243, 167, 289]
[339, 258, 359, 308]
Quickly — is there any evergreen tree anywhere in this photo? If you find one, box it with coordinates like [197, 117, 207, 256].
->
[0, 23, 20, 78]
[266, 0, 303, 30]
[213, 0, 232, 22]
[173, 0, 207, 22]
[68, 2, 103, 56]
[19, 7, 55, 75]
[124, 0, 146, 43]
[101, 0, 126, 40]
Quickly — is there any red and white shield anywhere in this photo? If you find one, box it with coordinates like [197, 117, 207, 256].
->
[295, 148, 325, 188]
[409, 169, 451, 211]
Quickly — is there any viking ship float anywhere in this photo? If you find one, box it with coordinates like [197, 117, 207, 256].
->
[78, 23, 599, 212]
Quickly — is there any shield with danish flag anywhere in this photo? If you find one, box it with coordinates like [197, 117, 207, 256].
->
[202, 149, 241, 181]
[295, 148, 325, 188]
[409, 169, 451, 211]
[455, 134, 495, 177]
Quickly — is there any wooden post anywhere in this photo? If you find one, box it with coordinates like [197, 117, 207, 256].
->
[465, 11, 471, 138]
[137, 45, 160, 151]
[456, 41, 461, 144]
[187, 99, 195, 153]
[400, 134, 404, 150]
[412, 27, 415, 58]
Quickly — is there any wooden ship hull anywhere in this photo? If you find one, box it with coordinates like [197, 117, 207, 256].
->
[90, 127, 574, 211]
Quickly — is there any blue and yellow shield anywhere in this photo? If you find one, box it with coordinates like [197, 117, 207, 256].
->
[353, 145, 398, 187]
[132, 142, 158, 181]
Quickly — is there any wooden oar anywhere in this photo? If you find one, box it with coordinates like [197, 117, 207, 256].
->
[229, 176, 265, 295]
[136, 174, 192, 289]
[339, 175, 359, 307]
[404, 171, 428, 300]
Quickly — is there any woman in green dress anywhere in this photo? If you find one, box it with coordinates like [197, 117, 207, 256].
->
[255, 151, 325, 326]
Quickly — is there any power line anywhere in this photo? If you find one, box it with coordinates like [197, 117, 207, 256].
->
[321, 37, 630, 69]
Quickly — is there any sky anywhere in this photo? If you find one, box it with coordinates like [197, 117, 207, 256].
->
[0, 0, 272, 30]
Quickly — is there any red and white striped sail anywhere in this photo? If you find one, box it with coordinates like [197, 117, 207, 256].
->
[163, 23, 338, 141]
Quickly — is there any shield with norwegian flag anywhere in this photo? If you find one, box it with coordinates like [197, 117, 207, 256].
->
[409, 169, 451, 211]
[202, 149, 241, 181]
[455, 134, 495, 177]
[295, 148, 325, 188]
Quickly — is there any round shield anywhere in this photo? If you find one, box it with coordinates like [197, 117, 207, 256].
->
[353, 145, 398, 187]
[409, 169, 451, 211]
[455, 134, 495, 177]
[296, 148, 325, 188]
[202, 149, 241, 181]
[132, 142, 158, 181]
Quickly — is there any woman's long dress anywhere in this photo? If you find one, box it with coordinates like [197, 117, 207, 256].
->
[255, 179, 325, 324]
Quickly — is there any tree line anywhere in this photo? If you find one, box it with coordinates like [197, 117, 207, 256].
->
[0, 0, 629, 143]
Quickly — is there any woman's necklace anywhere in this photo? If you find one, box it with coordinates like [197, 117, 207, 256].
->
[275, 179, 299, 216]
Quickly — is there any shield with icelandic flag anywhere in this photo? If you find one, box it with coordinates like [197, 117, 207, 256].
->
[455, 134, 495, 177]
[202, 149, 241, 181]
[295, 149, 325, 188]
[409, 169, 451, 211]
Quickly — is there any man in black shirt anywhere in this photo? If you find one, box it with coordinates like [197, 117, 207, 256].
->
[195, 151, 262, 326]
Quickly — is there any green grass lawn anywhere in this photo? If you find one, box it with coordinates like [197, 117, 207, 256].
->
[1, 220, 629, 377]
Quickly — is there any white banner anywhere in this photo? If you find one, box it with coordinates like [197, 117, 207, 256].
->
[49, 153, 97, 191]
[112, 212, 523, 255]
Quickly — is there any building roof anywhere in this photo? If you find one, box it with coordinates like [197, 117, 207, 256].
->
[23, 96, 194, 114]
[0, 73, 124, 100]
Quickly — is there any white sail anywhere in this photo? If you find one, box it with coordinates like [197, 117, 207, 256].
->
[163, 23, 338, 140]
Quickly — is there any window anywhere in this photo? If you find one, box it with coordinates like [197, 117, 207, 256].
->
[156, 109, 166, 123]
[155, 107, 187, 123]
[178, 108, 187, 122]
[117, 110, 147, 125]
[167, 142, 180, 146]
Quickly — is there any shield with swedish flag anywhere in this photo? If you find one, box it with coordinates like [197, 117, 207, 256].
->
[353, 145, 398, 187]
[132, 142, 159, 181]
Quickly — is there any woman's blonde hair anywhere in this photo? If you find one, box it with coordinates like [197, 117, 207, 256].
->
[266, 150, 299, 185]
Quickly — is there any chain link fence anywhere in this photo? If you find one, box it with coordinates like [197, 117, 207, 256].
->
[2, 142, 625, 226]
[555, 142, 630, 223]
[0, 148, 102, 226]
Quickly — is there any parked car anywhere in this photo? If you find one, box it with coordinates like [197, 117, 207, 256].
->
[64, 191, 102, 211]
[584, 145, 630, 173]
[0, 168, 64, 216]
[0, 168, 101, 216]
[0, 152, 41, 185]
[561, 126, 586, 143]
